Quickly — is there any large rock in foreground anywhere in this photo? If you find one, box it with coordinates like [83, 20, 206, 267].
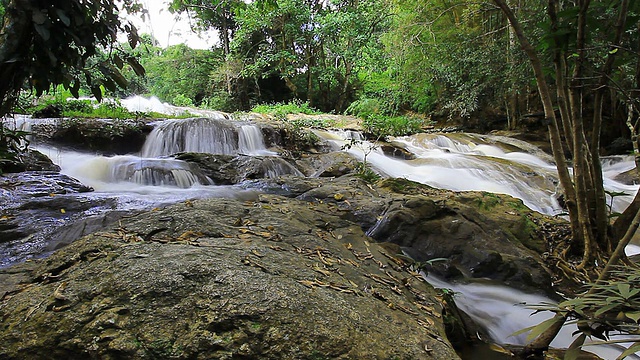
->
[0, 192, 457, 360]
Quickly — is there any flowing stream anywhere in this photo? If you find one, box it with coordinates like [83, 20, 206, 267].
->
[316, 129, 638, 217]
[3, 104, 640, 358]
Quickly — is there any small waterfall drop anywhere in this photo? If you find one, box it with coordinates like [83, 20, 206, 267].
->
[141, 117, 275, 157]
[238, 124, 277, 155]
[141, 117, 238, 157]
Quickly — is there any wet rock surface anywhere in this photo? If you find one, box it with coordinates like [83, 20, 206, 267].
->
[1, 114, 574, 358]
[0, 171, 119, 267]
[1, 149, 61, 174]
[175, 153, 303, 185]
[31, 118, 153, 155]
[0, 191, 458, 360]
[239, 176, 555, 295]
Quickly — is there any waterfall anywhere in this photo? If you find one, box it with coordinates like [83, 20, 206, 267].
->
[141, 117, 239, 157]
[108, 157, 213, 188]
[238, 124, 277, 155]
[260, 158, 305, 178]
[36, 148, 213, 190]
[141, 117, 275, 157]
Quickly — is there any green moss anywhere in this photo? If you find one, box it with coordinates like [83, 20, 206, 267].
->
[515, 216, 544, 253]
[473, 192, 502, 211]
[379, 178, 435, 194]
[145, 339, 182, 358]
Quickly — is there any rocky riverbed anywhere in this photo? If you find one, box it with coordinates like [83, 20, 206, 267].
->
[0, 114, 581, 359]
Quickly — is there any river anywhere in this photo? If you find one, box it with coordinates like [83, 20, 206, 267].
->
[3, 99, 639, 358]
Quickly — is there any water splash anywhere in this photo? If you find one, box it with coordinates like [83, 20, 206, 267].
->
[317, 130, 562, 215]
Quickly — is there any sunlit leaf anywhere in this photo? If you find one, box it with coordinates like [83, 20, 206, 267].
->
[618, 283, 632, 299]
[625, 311, 640, 323]
[617, 342, 640, 360]
[524, 316, 564, 342]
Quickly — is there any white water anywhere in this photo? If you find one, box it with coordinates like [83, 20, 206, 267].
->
[318, 130, 638, 217]
[120, 95, 226, 118]
[29, 114, 286, 202]
[427, 275, 640, 359]
[238, 124, 277, 156]
[140, 117, 276, 157]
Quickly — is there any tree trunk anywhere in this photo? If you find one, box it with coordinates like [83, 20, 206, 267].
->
[590, 0, 630, 251]
[492, 0, 578, 252]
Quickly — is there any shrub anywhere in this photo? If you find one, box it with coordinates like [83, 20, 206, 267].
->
[252, 100, 320, 118]
[362, 114, 427, 139]
[172, 94, 194, 107]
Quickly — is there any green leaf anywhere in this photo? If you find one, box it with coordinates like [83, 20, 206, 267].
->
[55, 9, 71, 26]
[609, 48, 619, 55]
[510, 316, 563, 342]
[34, 24, 50, 41]
[126, 57, 146, 77]
[91, 86, 102, 102]
[595, 302, 621, 317]
[113, 54, 124, 69]
[617, 342, 640, 360]
[109, 68, 128, 89]
[625, 311, 640, 323]
[565, 333, 586, 360]
[618, 283, 632, 299]
[70, 81, 80, 98]
[32, 11, 48, 25]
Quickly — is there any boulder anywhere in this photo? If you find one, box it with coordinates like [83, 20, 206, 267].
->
[0, 194, 458, 360]
[31, 118, 153, 155]
[0, 149, 61, 173]
[175, 153, 302, 185]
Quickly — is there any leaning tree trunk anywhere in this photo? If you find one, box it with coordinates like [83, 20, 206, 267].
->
[494, 0, 633, 353]
[591, 0, 631, 251]
[492, 0, 578, 249]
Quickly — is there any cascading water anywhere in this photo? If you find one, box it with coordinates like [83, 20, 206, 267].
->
[140, 117, 277, 157]
[318, 130, 638, 217]
[318, 129, 640, 358]
[141, 117, 238, 157]
[238, 124, 277, 156]
[426, 275, 640, 360]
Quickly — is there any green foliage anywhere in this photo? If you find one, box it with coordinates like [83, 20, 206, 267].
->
[362, 114, 427, 139]
[137, 44, 219, 107]
[521, 265, 640, 359]
[201, 91, 237, 112]
[354, 162, 381, 184]
[345, 98, 384, 119]
[172, 94, 194, 107]
[0, 125, 30, 174]
[0, 0, 145, 116]
[252, 101, 321, 118]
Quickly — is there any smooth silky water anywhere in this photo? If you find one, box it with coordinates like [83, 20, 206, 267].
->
[318, 129, 640, 359]
[4, 107, 639, 358]
[2, 110, 285, 267]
